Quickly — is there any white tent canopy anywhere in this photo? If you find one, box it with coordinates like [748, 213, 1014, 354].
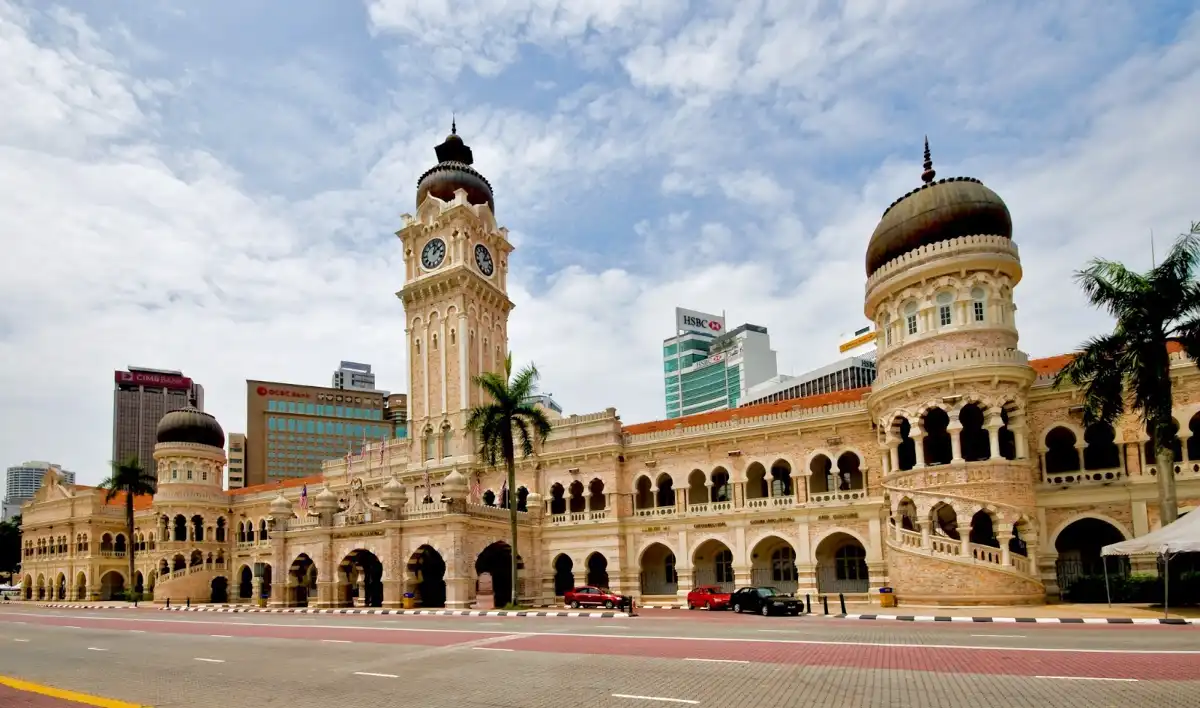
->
[1102, 510, 1200, 556]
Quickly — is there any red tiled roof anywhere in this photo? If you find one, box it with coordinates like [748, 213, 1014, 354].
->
[622, 387, 870, 435]
[229, 474, 323, 497]
[101, 490, 155, 511]
[1028, 342, 1183, 378]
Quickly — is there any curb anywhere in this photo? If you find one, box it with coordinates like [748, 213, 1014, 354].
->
[841, 613, 1198, 625]
[158, 606, 628, 618]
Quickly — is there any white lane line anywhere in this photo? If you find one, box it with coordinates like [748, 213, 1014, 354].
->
[210, 634, 232, 638]
[322, 639, 352, 644]
[612, 694, 699, 704]
[128, 630, 145, 633]
[472, 647, 513, 652]
[354, 672, 398, 678]
[64, 625, 81, 629]
[971, 634, 1027, 638]
[87, 647, 107, 651]
[589, 625, 631, 629]
[13, 638, 29, 642]
[1035, 675, 1138, 682]
[684, 658, 749, 664]
[194, 658, 225, 663]
[8, 612, 1197, 656]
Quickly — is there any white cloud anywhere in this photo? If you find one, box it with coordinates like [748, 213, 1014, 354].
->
[1, 1, 1198, 489]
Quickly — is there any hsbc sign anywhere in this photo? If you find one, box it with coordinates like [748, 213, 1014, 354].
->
[676, 307, 725, 335]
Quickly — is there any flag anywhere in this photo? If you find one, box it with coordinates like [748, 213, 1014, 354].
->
[468, 473, 482, 505]
[423, 469, 432, 502]
[298, 485, 308, 513]
[499, 478, 509, 509]
[345, 446, 352, 471]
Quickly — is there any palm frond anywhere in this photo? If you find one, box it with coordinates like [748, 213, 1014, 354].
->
[1074, 259, 1146, 321]
[1152, 228, 1200, 304]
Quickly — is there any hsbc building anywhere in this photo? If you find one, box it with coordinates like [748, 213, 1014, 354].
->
[663, 308, 777, 419]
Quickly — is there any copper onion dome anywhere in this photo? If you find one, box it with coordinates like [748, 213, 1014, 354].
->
[865, 137, 1012, 276]
[156, 405, 225, 449]
[415, 118, 495, 213]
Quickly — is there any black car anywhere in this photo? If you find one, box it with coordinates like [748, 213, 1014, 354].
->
[729, 586, 803, 616]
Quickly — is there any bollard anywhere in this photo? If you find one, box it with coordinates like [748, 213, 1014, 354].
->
[186, 597, 190, 608]
[839, 592, 846, 615]
[822, 595, 829, 615]
[166, 598, 170, 608]
[805, 594, 810, 614]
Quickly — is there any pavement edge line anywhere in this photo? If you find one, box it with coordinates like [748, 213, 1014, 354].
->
[0, 676, 148, 708]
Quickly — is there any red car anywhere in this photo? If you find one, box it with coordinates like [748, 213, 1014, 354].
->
[687, 585, 731, 610]
[564, 585, 628, 609]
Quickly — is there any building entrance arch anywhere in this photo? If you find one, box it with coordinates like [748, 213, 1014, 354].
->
[406, 545, 446, 608]
[338, 549, 384, 607]
[476, 541, 523, 607]
[289, 554, 317, 607]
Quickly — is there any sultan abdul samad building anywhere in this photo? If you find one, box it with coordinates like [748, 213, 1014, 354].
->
[18, 130, 1200, 608]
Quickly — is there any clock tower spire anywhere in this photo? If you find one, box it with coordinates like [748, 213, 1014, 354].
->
[396, 124, 513, 471]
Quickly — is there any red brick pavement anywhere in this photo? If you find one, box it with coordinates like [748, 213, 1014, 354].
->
[0, 683, 103, 707]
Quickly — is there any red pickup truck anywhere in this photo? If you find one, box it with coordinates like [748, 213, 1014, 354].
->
[686, 585, 731, 610]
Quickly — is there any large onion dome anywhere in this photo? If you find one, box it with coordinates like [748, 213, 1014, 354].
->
[415, 119, 495, 213]
[155, 405, 225, 449]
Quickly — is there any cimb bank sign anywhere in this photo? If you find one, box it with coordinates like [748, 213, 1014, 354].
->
[675, 307, 725, 335]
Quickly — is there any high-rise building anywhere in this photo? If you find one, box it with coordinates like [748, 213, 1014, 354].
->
[524, 393, 564, 418]
[112, 366, 203, 474]
[663, 308, 778, 418]
[3, 461, 75, 520]
[226, 433, 247, 489]
[741, 327, 878, 406]
[244, 380, 405, 486]
[332, 361, 377, 391]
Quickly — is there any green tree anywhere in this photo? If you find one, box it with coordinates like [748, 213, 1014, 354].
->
[0, 514, 21, 577]
[99, 457, 156, 599]
[466, 354, 552, 607]
[1055, 222, 1200, 526]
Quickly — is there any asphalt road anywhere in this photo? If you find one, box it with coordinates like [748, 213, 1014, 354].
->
[2, 606, 1197, 707]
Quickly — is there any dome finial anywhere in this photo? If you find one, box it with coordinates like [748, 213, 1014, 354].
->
[921, 135, 936, 184]
[451, 113, 456, 135]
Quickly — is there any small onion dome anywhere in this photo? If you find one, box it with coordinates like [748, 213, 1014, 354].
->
[416, 121, 494, 213]
[269, 491, 293, 516]
[526, 491, 543, 510]
[314, 486, 339, 511]
[156, 405, 225, 448]
[441, 468, 469, 500]
[380, 475, 407, 507]
[865, 138, 1012, 277]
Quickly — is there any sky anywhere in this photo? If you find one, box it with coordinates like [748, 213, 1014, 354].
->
[1, 0, 1198, 487]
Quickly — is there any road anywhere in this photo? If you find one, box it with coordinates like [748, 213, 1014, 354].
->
[1, 605, 1197, 707]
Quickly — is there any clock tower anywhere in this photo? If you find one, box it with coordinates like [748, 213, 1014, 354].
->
[396, 123, 514, 469]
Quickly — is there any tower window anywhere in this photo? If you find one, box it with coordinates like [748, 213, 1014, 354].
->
[939, 305, 951, 326]
[971, 287, 986, 322]
[903, 301, 918, 336]
[936, 291, 953, 327]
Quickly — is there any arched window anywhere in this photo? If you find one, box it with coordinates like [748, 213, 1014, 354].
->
[936, 291, 953, 327]
[903, 301, 919, 336]
[771, 547, 797, 582]
[441, 425, 453, 458]
[423, 428, 435, 461]
[970, 287, 986, 323]
[714, 549, 734, 584]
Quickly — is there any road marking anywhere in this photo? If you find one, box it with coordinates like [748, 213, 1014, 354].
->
[128, 630, 145, 633]
[684, 658, 749, 664]
[322, 639, 352, 644]
[87, 647, 108, 652]
[1035, 676, 1139, 682]
[9, 612, 1198, 656]
[194, 658, 224, 663]
[13, 639, 29, 642]
[612, 694, 699, 704]
[0, 675, 146, 708]
[971, 634, 1027, 638]
[64, 625, 81, 629]
[472, 647, 514, 652]
[210, 634, 232, 638]
[354, 672, 398, 678]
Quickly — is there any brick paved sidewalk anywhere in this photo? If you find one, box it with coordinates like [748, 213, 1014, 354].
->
[29, 601, 627, 618]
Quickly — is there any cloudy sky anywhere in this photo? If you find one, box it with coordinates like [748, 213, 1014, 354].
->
[1, 0, 1198, 487]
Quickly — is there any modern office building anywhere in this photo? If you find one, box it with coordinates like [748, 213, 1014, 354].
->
[112, 366, 204, 474]
[331, 361, 377, 391]
[663, 308, 778, 418]
[245, 380, 403, 486]
[524, 394, 564, 418]
[741, 327, 878, 406]
[226, 433, 247, 489]
[3, 461, 75, 520]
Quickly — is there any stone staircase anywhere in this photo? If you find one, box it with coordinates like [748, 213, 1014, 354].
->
[153, 564, 228, 603]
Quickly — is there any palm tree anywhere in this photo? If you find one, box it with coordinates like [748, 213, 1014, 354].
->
[466, 353, 552, 608]
[1054, 222, 1200, 526]
[99, 456, 157, 600]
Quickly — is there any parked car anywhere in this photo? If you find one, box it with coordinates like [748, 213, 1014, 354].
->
[563, 585, 627, 609]
[686, 585, 731, 610]
[729, 586, 803, 616]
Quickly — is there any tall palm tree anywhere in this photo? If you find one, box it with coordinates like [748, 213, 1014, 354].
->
[99, 456, 157, 600]
[466, 353, 552, 607]
[1054, 222, 1200, 526]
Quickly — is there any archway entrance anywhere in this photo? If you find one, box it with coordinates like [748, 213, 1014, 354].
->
[134, 571, 144, 596]
[55, 573, 66, 601]
[99, 571, 125, 601]
[475, 542, 523, 607]
[22, 575, 32, 600]
[692, 539, 735, 592]
[1055, 517, 1129, 602]
[552, 554, 574, 597]
[639, 543, 678, 596]
[288, 554, 317, 607]
[74, 572, 86, 601]
[238, 566, 253, 600]
[339, 550, 383, 607]
[750, 536, 798, 594]
[586, 552, 609, 588]
[407, 545, 446, 608]
[815, 533, 869, 594]
[210, 576, 229, 604]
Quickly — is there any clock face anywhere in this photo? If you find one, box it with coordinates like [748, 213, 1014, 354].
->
[420, 238, 446, 270]
[474, 243, 495, 276]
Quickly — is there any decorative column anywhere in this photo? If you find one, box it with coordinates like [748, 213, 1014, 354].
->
[910, 431, 927, 467]
[888, 441, 900, 473]
[960, 526, 972, 557]
[997, 521, 1014, 567]
[1010, 419, 1030, 459]
[985, 413, 1004, 459]
[948, 421, 964, 463]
